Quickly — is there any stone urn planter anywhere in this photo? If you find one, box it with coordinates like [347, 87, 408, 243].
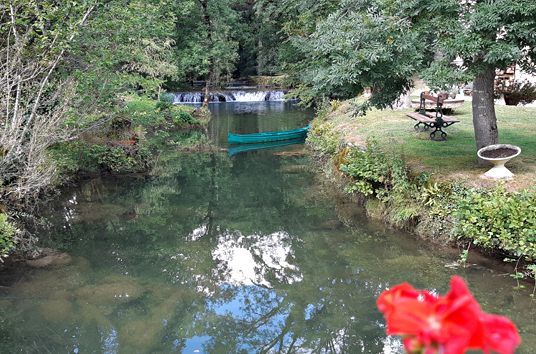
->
[477, 144, 521, 178]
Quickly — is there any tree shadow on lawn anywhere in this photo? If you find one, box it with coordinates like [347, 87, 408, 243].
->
[400, 129, 536, 191]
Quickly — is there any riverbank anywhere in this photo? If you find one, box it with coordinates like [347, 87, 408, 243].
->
[0, 95, 212, 261]
[306, 97, 536, 270]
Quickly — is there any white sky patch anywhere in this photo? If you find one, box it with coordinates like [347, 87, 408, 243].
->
[381, 335, 404, 354]
[212, 230, 302, 287]
[188, 225, 208, 241]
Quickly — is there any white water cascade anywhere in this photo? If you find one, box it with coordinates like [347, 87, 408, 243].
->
[171, 90, 289, 104]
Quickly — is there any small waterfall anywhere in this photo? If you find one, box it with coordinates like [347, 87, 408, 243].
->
[171, 90, 289, 104]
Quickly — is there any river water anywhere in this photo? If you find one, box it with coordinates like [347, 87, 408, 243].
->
[1, 101, 535, 353]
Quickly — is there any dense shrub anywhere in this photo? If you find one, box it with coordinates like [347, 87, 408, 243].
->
[52, 140, 152, 174]
[310, 123, 536, 263]
[338, 139, 429, 227]
[308, 120, 344, 156]
[156, 93, 175, 110]
[91, 143, 152, 172]
[307, 100, 346, 157]
[455, 187, 536, 260]
[340, 140, 536, 260]
[172, 107, 196, 124]
[127, 96, 199, 128]
[340, 139, 427, 200]
[0, 214, 19, 259]
[154, 96, 197, 125]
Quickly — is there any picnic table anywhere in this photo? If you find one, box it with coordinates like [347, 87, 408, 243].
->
[406, 93, 460, 141]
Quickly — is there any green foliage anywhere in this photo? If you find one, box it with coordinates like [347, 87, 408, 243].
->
[420, 182, 468, 218]
[90, 143, 152, 173]
[458, 247, 469, 265]
[171, 107, 197, 125]
[154, 97, 197, 125]
[340, 139, 425, 201]
[51, 96, 204, 176]
[335, 136, 536, 262]
[156, 94, 175, 111]
[307, 100, 346, 156]
[336, 139, 429, 227]
[173, 0, 240, 84]
[0, 0, 182, 199]
[72, 0, 179, 98]
[128, 97, 199, 128]
[454, 186, 536, 261]
[266, 0, 430, 109]
[128, 99, 167, 127]
[253, 0, 341, 76]
[308, 121, 344, 156]
[309, 103, 536, 261]
[264, 0, 536, 159]
[53, 140, 152, 174]
[272, 0, 536, 109]
[0, 214, 19, 260]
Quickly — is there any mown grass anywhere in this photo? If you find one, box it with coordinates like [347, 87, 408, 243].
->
[330, 99, 536, 190]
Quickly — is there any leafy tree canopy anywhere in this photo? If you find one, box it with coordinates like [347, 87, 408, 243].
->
[272, 0, 536, 151]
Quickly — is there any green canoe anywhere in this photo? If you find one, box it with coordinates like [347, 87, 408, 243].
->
[228, 137, 306, 156]
[227, 126, 309, 145]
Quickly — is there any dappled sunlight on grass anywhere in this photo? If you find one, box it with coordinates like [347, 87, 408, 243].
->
[328, 100, 536, 190]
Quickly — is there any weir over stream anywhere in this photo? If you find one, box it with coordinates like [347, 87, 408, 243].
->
[0, 100, 535, 353]
[170, 90, 288, 103]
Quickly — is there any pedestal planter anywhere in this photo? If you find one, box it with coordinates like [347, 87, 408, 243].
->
[477, 144, 521, 178]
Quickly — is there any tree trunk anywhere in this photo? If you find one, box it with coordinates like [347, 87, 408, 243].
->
[257, 40, 264, 75]
[202, 78, 211, 108]
[472, 66, 499, 165]
[199, 0, 212, 109]
[392, 90, 411, 109]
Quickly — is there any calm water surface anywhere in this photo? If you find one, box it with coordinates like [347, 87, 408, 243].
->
[1, 101, 535, 353]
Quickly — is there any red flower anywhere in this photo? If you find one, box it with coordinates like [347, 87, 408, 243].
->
[377, 276, 521, 354]
[478, 313, 522, 354]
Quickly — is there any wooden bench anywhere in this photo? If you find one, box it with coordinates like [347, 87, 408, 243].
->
[406, 92, 460, 141]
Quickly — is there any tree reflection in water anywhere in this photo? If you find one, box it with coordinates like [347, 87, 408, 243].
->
[1, 103, 534, 354]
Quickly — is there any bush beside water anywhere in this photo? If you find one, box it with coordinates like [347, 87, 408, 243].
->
[0, 95, 211, 260]
[51, 95, 209, 175]
[456, 187, 536, 260]
[0, 214, 19, 259]
[308, 109, 536, 265]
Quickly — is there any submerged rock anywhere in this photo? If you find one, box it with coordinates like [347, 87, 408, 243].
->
[273, 150, 306, 156]
[26, 248, 72, 268]
[40, 299, 73, 322]
[76, 275, 142, 306]
[67, 203, 129, 223]
[119, 319, 162, 351]
[317, 220, 344, 230]
[12, 263, 85, 299]
[278, 165, 309, 173]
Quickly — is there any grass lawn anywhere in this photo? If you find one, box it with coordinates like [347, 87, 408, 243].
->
[330, 99, 536, 191]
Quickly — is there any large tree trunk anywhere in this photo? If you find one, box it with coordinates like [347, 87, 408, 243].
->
[472, 66, 499, 165]
[392, 90, 412, 109]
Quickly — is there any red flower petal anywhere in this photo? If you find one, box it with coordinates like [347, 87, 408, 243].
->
[377, 283, 422, 318]
[377, 276, 522, 354]
[476, 313, 521, 354]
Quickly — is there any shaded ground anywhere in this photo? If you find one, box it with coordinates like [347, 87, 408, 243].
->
[328, 95, 536, 191]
